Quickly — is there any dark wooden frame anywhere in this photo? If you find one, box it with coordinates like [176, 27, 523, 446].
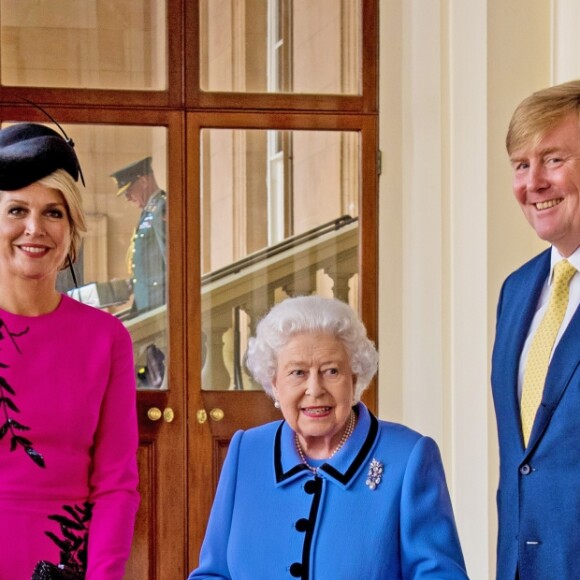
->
[185, 0, 378, 112]
[0, 0, 378, 574]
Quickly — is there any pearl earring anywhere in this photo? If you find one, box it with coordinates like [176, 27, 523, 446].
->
[274, 400, 281, 409]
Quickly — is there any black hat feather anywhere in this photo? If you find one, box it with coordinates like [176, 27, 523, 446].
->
[0, 123, 80, 191]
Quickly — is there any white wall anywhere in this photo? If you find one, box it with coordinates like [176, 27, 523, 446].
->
[377, 0, 559, 577]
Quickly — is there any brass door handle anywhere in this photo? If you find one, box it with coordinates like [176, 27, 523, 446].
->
[209, 408, 224, 421]
[147, 407, 174, 422]
[196, 408, 225, 423]
[147, 407, 162, 421]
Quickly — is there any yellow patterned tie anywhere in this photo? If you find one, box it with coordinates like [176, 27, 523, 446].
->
[521, 259, 577, 445]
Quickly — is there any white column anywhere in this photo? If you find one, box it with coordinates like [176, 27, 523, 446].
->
[379, 1, 490, 577]
[400, 0, 445, 444]
[553, 0, 580, 83]
[448, 1, 489, 577]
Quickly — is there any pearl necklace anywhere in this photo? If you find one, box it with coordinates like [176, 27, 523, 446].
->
[295, 410, 357, 474]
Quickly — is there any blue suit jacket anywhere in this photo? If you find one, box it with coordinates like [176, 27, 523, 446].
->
[491, 248, 580, 579]
[189, 403, 468, 579]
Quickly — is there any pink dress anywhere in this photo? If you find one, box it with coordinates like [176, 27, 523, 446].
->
[0, 295, 140, 579]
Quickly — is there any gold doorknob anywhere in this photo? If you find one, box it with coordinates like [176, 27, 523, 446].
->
[209, 407, 225, 422]
[163, 407, 175, 423]
[196, 408, 224, 423]
[147, 407, 162, 421]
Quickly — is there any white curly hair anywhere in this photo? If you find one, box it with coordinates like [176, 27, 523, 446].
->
[245, 295, 378, 402]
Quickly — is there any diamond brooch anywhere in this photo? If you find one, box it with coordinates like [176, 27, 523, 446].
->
[365, 458, 383, 490]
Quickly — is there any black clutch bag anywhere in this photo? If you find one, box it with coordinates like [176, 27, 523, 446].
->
[32, 561, 84, 580]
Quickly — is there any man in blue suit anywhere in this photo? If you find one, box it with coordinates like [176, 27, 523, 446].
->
[492, 79, 580, 579]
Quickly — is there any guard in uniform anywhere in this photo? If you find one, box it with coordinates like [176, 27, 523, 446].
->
[110, 156, 167, 316]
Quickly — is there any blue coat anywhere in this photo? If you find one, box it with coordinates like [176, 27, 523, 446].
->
[189, 403, 468, 579]
[491, 248, 580, 579]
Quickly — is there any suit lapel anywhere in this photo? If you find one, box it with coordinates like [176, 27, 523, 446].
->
[493, 251, 550, 451]
[526, 301, 580, 450]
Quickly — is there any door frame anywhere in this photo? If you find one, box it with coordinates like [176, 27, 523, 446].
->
[185, 109, 378, 568]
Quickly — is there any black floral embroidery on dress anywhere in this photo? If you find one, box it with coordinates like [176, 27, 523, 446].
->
[0, 318, 45, 467]
[31, 501, 94, 579]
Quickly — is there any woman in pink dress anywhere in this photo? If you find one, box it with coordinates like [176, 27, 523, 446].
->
[0, 123, 140, 579]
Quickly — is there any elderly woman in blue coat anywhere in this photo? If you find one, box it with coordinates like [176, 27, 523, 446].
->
[189, 296, 468, 579]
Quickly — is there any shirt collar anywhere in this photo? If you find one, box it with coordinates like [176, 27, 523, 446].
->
[273, 402, 379, 489]
[143, 189, 164, 211]
[550, 246, 580, 282]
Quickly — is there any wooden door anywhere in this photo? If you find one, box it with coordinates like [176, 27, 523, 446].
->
[125, 388, 187, 579]
[0, 1, 378, 577]
[107, 113, 188, 580]
[185, 110, 378, 571]
[0, 107, 189, 579]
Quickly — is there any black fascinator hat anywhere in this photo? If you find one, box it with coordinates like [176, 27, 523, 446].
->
[0, 123, 80, 191]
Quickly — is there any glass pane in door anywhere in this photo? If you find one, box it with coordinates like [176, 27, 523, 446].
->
[1, 121, 169, 390]
[0, 0, 167, 89]
[201, 128, 360, 390]
[199, 0, 361, 95]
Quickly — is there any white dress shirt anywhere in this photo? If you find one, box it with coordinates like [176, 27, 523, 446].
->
[517, 246, 580, 400]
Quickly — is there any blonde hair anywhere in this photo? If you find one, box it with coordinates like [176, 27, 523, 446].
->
[506, 80, 580, 155]
[38, 169, 87, 266]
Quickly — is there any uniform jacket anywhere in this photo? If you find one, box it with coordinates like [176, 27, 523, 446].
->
[131, 189, 166, 313]
[189, 403, 468, 580]
[491, 248, 580, 579]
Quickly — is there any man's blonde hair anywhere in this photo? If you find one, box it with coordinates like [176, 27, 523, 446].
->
[506, 80, 580, 155]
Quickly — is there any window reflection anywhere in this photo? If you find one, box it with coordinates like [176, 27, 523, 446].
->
[110, 156, 167, 317]
[0, 121, 170, 390]
[199, 0, 361, 95]
[0, 0, 167, 90]
[201, 128, 360, 390]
